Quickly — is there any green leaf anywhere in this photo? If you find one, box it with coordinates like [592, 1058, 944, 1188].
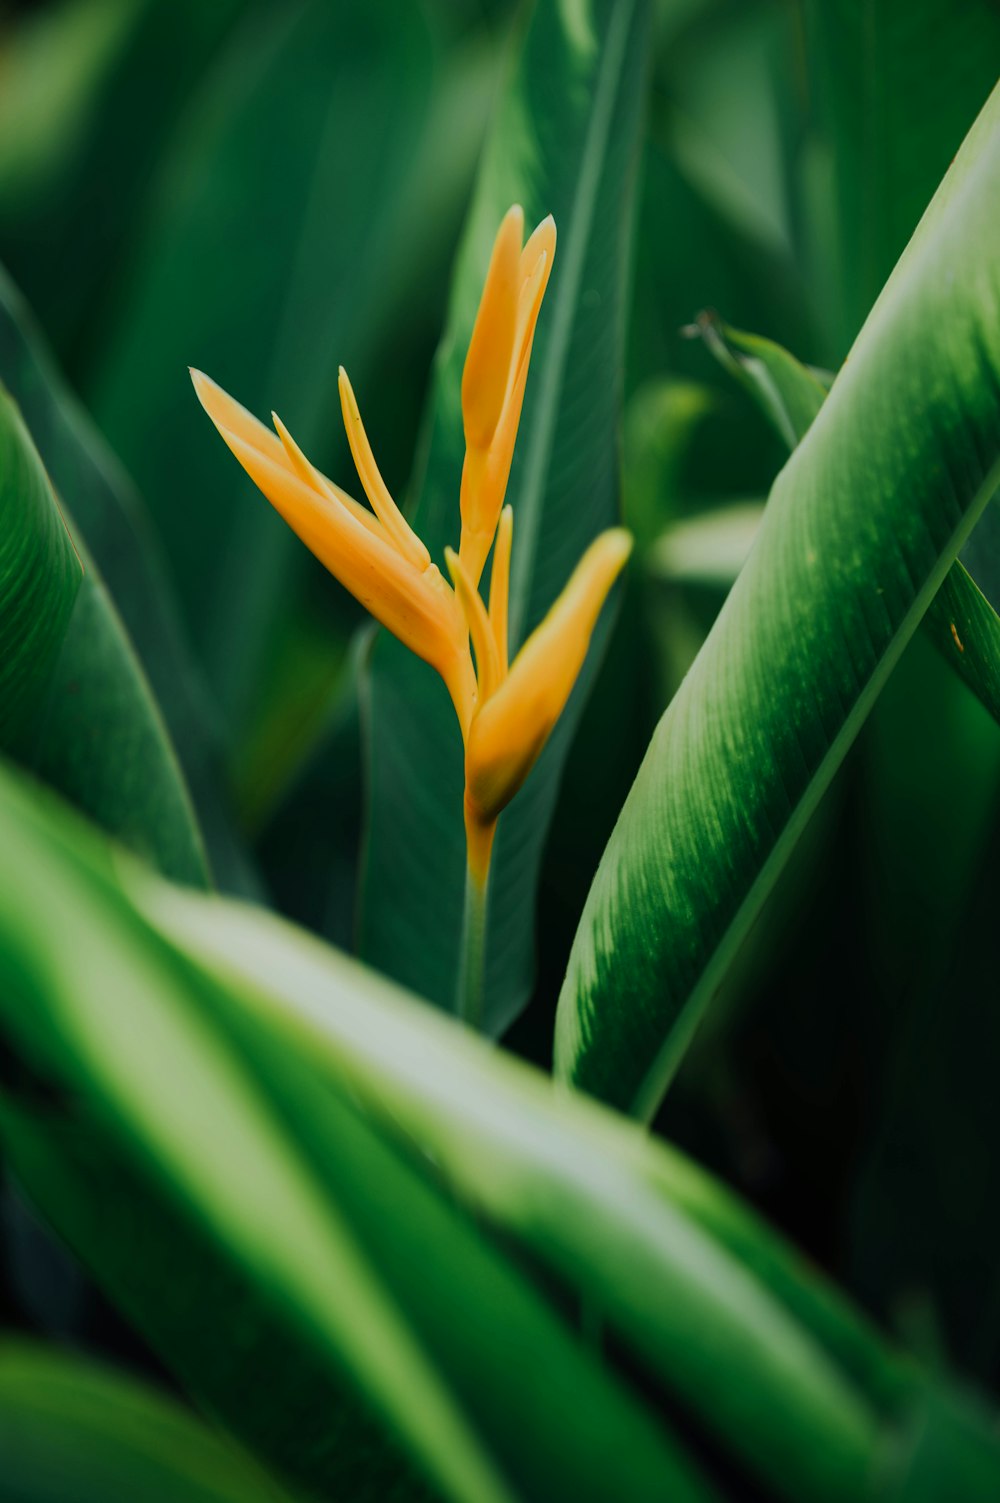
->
[692, 314, 1000, 1375]
[0, 389, 207, 886]
[694, 312, 1000, 731]
[554, 82, 1000, 1118]
[0, 266, 255, 893]
[0, 391, 81, 750]
[0, 1340, 288, 1503]
[0, 761, 716, 1503]
[91, 0, 489, 752]
[359, 0, 651, 1032]
[147, 851, 920, 1503]
[688, 311, 828, 448]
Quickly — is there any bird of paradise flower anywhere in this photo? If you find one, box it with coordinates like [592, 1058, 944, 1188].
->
[192, 206, 630, 1025]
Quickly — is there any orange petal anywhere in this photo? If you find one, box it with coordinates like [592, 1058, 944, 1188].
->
[191, 368, 290, 471]
[192, 371, 470, 716]
[465, 529, 632, 825]
[461, 205, 523, 450]
[457, 215, 556, 590]
[271, 410, 382, 541]
[338, 368, 430, 570]
[446, 547, 501, 705]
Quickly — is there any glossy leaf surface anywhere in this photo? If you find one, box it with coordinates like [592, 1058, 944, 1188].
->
[0, 761, 715, 1503]
[0, 267, 252, 891]
[0, 386, 207, 885]
[555, 84, 1000, 1118]
[696, 313, 1000, 732]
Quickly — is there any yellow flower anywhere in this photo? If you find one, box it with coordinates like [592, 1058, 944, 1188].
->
[191, 206, 631, 887]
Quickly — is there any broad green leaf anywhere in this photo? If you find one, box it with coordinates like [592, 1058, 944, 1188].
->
[9, 754, 999, 1502]
[359, 0, 651, 1032]
[800, 0, 1000, 356]
[147, 854, 951, 1503]
[0, 389, 207, 885]
[696, 314, 1000, 731]
[0, 0, 246, 373]
[92, 0, 490, 755]
[554, 82, 1000, 1118]
[0, 761, 716, 1503]
[0, 1340, 287, 1503]
[0, 266, 255, 893]
[0, 392, 81, 749]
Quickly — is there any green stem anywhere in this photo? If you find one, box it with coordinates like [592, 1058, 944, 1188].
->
[456, 865, 489, 1030]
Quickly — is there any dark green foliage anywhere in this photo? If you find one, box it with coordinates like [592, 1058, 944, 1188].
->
[1, 0, 999, 1498]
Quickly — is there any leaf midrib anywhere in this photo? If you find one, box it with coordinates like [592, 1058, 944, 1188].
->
[631, 451, 1000, 1121]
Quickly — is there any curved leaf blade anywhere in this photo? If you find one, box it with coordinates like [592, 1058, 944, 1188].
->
[0, 391, 81, 748]
[0, 761, 715, 1503]
[0, 1341, 288, 1503]
[0, 266, 254, 892]
[696, 312, 1000, 732]
[554, 83, 1000, 1117]
[0, 388, 207, 885]
[359, 0, 651, 1032]
[148, 862, 919, 1503]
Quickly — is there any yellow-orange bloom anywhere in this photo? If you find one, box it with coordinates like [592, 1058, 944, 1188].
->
[459, 206, 556, 589]
[448, 517, 632, 883]
[190, 368, 477, 728]
[191, 206, 630, 886]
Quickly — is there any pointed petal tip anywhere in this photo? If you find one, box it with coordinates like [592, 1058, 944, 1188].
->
[609, 526, 634, 557]
[189, 367, 229, 427]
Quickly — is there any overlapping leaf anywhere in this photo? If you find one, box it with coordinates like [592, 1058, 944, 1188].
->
[0, 386, 207, 885]
[694, 314, 1000, 733]
[0, 760, 716, 1503]
[0, 267, 252, 891]
[554, 83, 1000, 1118]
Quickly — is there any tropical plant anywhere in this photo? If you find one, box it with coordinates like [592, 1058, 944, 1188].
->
[1, 0, 999, 1499]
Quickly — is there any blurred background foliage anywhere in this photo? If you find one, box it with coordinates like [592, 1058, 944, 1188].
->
[1, 0, 999, 1491]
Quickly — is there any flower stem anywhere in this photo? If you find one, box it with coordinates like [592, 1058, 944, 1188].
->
[456, 864, 489, 1030]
